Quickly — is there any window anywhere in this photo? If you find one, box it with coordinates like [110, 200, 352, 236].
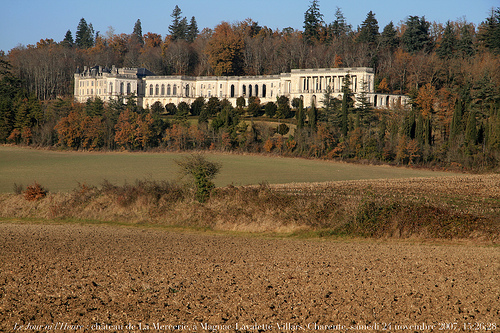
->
[167, 84, 171, 96]
[149, 84, 153, 96]
[120, 82, 124, 94]
[173, 84, 177, 96]
[161, 84, 165, 95]
[109, 83, 113, 94]
[155, 84, 159, 96]
[127, 83, 131, 95]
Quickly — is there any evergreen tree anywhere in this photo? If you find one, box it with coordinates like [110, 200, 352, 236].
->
[402, 16, 432, 53]
[340, 75, 353, 137]
[355, 80, 374, 127]
[186, 16, 199, 42]
[357, 11, 379, 44]
[478, 7, 500, 54]
[296, 99, 305, 129]
[450, 99, 463, 141]
[458, 23, 476, 58]
[436, 21, 456, 59]
[465, 109, 478, 146]
[133, 19, 144, 45]
[169, 5, 187, 41]
[329, 7, 351, 39]
[380, 22, 399, 49]
[75, 18, 94, 48]
[61, 30, 74, 48]
[303, 0, 323, 44]
[309, 101, 318, 130]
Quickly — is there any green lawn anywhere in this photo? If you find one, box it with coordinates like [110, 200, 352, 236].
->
[0, 146, 459, 193]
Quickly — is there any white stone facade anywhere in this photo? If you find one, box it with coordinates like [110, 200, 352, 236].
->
[74, 66, 409, 109]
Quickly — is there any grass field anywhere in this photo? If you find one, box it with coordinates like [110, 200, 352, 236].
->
[0, 145, 459, 193]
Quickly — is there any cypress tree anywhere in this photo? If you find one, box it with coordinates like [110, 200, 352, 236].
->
[465, 109, 477, 146]
[309, 101, 318, 130]
[450, 99, 463, 140]
[297, 99, 305, 129]
[133, 19, 144, 45]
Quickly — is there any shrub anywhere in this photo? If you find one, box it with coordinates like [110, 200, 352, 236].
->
[24, 182, 48, 201]
[176, 154, 221, 203]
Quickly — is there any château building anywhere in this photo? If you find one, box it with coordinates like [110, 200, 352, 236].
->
[74, 66, 409, 109]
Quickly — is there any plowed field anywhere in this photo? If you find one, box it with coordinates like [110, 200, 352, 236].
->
[1, 222, 499, 332]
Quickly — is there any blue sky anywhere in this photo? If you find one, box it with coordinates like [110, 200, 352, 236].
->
[1, 0, 498, 53]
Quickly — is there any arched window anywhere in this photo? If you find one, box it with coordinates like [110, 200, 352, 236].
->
[155, 84, 159, 96]
[109, 83, 113, 94]
[173, 84, 177, 96]
[230, 85, 235, 98]
[120, 82, 124, 95]
[249, 85, 252, 97]
[167, 84, 171, 96]
[262, 84, 266, 98]
[127, 83, 131, 95]
[242, 85, 246, 96]
[255, 85, 259, 97]
[185, 85, 189, 97]
[161, 84, 165, 96]
[149, 84, 154, 96]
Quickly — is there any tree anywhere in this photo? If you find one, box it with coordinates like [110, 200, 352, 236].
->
[75, 18, 94, 48]
[132, 19, 144, 46]
[329, 7, 351, 39]
[169, 5, 187, 41]
[309, 101, 318, 130]
[380, 22, 399, 50]
[264, 102, 277, 117]
[176, 154, 221, 203]
[276, 95, 291, 118]
[458, 23, 476, 58]
[436, 21, 456, 59]
[61, 30, 74, 48]
[402, 16, 432, 53]
[303, 0, 323, 44]
[340, 74, 354, 136]
[357, 11, 379, 45]
[296, 99, 305, 129]
[478, 7, 500, 54]
[190, 97, 205, 116]
[206, 22, 244, 76]
[187, 16, 199, 42]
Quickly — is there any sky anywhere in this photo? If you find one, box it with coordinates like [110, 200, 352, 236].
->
[1, 0, 498, 53]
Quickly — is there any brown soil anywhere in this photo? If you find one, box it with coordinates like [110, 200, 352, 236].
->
[1, 222, 499, 332]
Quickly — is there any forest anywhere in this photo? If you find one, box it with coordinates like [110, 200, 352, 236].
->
[0, 1, 500, 170]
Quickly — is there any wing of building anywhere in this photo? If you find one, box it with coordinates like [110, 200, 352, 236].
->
[74, 66, 409, 109]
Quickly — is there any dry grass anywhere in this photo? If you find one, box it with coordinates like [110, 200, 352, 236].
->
[1, 174, 499, 242]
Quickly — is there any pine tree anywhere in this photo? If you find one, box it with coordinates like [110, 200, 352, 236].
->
[458, 23, 476, 58]
[357, 11, 379, 44]
[380, 22, 399, 49]
[61, 30, 74, 48]
[169, 5, 187, 41]
[436, 21, 456, 59]
[303, 0, 323, 44]
[329, 7, 351, 39]
[402, 16, 432, 53]
[133, 19, 144, 45]
[75, 18, 94, 48]
[186, 16, 199, 42]
[478, 7, 500, 54]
